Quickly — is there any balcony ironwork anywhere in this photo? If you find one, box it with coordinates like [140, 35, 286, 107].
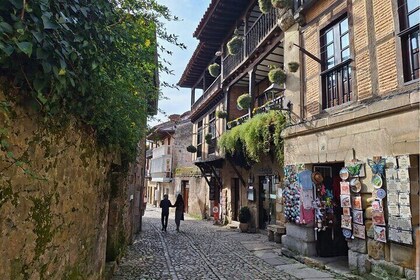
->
[321, 60, 352, 109]
[191, 75, 221, 112]
[253, 93, 286, 115]
[208, 138, 217, 155]
[222, 8, 280, 80]
[226, 113, 249, 130]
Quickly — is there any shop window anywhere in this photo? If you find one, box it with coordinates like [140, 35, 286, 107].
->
[320, 16, 352, 109]
[398, 0, 419, 82]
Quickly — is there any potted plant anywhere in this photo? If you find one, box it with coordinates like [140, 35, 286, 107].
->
[259, 0, 272, 14]
[186, 145, 197, 153]
[268, 66, 287, 84]
[237, 93, 252, 110]
[239, 206, 251, 232]
[205, 133, 213, 144]
[216, 110, 228, 119]
[288, 62, 299, 72]
[271, 0, 292, 9]
[227, 30, 243, 55]
[208, 63, 220, 77]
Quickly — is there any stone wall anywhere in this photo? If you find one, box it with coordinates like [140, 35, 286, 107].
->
[0, 90, 140, 279]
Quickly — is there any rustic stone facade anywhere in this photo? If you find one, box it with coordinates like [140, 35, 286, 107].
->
[0, 89, 143, 279]
[281, 0, 419, 277]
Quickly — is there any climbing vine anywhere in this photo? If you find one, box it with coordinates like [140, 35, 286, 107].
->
[0, 0, 184, 161]
[218, 111, 286, 164]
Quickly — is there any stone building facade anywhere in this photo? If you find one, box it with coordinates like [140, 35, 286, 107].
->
[179, 0, 419, 278]
[0, 89, 147, 279]
[280, 0, 419, 278]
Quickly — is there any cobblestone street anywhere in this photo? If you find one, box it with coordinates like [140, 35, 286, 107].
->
[112, 206, 349, 280]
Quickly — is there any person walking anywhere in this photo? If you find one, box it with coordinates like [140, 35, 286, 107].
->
[159, 194, 172, 232]
[173, 194, 185, 232]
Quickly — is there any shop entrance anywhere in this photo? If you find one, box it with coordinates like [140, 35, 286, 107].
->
[258, 176, 276, 229]
[313, 163, 348, 257]
[231, 178, 240, 221]
[181, 181, 189, 213]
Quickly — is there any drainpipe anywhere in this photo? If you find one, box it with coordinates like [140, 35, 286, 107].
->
[248, 67, 256, 118]
[299, 29, 305, 121]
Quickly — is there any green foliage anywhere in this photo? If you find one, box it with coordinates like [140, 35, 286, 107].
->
[186, 144, 197, 153]
[271, 0, 292, 9]
[268, 67, 287, 84]
[227, 36, 242, 55]
[239, 206, 251, 223]
[218, 110, 286, 164]
[0, 0, 183, 162]
[288, 62, 300, 72]
[208, 63, 220, 77]
[259, 0, 272, 14]
[215, 110, 227, 119]
[237, 93, 252, 110]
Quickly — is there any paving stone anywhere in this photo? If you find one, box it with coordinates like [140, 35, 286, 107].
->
[112, 206, 355, 280]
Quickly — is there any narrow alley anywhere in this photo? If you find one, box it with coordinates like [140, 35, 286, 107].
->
[112, 207, 350, 280]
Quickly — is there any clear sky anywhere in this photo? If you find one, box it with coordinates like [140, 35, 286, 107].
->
[149, 0, 209, 127]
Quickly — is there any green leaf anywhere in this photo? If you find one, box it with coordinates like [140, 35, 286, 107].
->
[41, 62, 52, 73]
[33, 78, 47, 92]
[6, 151, 14, 159]
[0, 43, 14, 56]
[37, 92, 47, 105]
[58, 68, 66, 75]
[16, 42, 33, 56]
[41, 15, 58, 29]
[31, 31, 44, 43]
[0, 22, 13, 34]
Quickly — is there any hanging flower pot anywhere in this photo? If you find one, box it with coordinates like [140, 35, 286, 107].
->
[205, 133, 213, 144]
[278, 9, 295, 32]
[216, 110, 228, 119]
[227, 35, 243, 56]
[259, 0, 272, 14]
[237, 93, 252, 110]
[288, 62, 300, 73]
[271, 0, 292, 9]
[268, 67, 287, 84]
[208, 63, 220, 77]
[186, 145, 197, 153]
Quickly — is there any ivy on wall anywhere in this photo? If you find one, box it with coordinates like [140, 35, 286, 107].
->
[218, 111, 286, 164]
[0, 0, 184, 162]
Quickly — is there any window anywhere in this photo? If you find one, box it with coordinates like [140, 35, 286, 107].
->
[208, 111, 216, 154]
[398, 0, 419, 82]
[320, 16, 352, 109]
[196, 120, 203, 158]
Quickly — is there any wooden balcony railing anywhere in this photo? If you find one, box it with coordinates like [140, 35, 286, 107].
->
[191, 75, 221, 112]
[253, 93, 286, 115]
[226, 113, 250, 130]
[222, 7, 280, 80]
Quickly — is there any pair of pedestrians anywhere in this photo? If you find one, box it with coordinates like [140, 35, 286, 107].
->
[160, 194, 184, 232]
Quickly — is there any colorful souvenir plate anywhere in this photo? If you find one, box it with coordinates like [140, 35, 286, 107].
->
[339, 167, 350, 180]
[371, 174, 383, 189]
[350, 178, 362, 193]
[376, 189, 386, 200]
[342, 229, 352, 238]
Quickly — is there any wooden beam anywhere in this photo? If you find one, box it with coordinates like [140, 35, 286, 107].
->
[227, 158, 246, 187]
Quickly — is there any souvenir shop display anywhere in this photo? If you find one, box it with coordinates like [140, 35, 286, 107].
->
[352, 196, 362, 210]
[374, 225, 387, 243]
[343, 207, 351, 216]
[283, 165, 303, 224]
[339, 165, 353, 237]
[353, 224, 366, 239]
[353, 210, 363, 225]
[385, 155, 413, 245]
[341, 215, 352, 229]
[340, 195, 351, 207]
[340, 181, 350, 195]
[350, 178, 362, 193]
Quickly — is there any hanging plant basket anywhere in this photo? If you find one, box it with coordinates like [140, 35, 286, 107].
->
[216, 110, 228, 119]
[205, 133, 213, 144]
[271, 0, 292, 9]
[208, 63, 220, 77]
[268, 67, 287, 84]
[186, 145, 197, 153]
[288, 62, 299, 73]
[237, 93, 252, 110]
[227, 35, 242, 56]
[259, 0, 272, 14]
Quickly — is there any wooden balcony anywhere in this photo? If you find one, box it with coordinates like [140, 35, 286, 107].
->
[222, 8, 280, 81]
[191, 75, 221, 113]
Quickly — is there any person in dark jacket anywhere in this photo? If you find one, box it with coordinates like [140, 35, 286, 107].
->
[173, 194, 185, 232]
[159, 194, 172, 232]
